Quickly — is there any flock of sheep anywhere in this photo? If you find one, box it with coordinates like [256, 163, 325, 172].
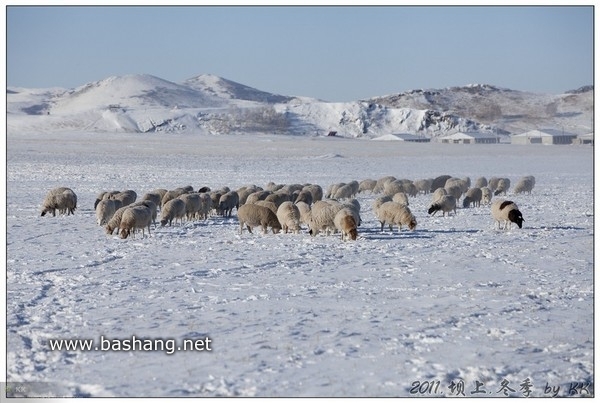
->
[40, 174, 535, 240]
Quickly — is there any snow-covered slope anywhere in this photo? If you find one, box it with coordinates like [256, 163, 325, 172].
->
[7, 75, 593, 138]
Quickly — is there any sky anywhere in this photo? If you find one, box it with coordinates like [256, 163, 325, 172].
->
[6, 5, 594, 102]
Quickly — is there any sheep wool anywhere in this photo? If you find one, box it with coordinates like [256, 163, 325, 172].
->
[237, 203, 282, 234]
[96, 199, 119, 226]
[41, 187, 77, 217]
[160, 198, 186, 226]
[491, 199, 524, 230]
[376, 201, 417, 232]
[463, 187, 483, 208]
[276, 201, 302, 234]
[119, 205, 153, 239]
[427, 195, 457, 217]
[334, 208, 358, 241]
[513, 176, 536, 195]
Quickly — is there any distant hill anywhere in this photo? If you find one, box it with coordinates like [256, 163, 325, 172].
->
[7, 74, 593, 139]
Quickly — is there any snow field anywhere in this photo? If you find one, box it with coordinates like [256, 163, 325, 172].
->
[6, 132, 594, 397]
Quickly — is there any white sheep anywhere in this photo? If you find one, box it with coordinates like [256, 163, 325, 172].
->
[218, 191, 240, 217]
[254, 200, 278, 215]
[141, 192, 162, 211]
[334, 208, 358, 240]
[414, 178, 433, 195]
[462, 187, 483, 208]
[372, 195, 393, 213]
[373, 176, 396, 194]
[110, 190, 137, 207]
[119, 205, 153, 239]
[513, 176, 536, 195]
[494, 178, 511, 196]
[178, 193, 202, 221]
[375, 201, 417, 232]
[245, 190, 271, 205]
[326, 182, 344, 198]
[358, 179, 377, 194]
[276, 201, 302, 234]
[105, 205, 130, 235]
[264, 191, 290, 208]
[333, 183, 355, 200]
[392, 192, 409, 206]
[41, 187, 77, 217]
[237, 203, 282, 234]
[474, 177, 488, 188]
[431, 188, 447, 203]
[306, 200, 342, 237]
[488, 177, 501, 193]
[491, 199, 524, 230]
[160, 198, 186, 226]
[295, 201, 312, 227]
[427, 195, 457, 217]
[197, 193, 212, 220]
[237, 185, 262, 205]
[303, 184, 323, 202]
[430, 175, 452, 193]
[161, 188, 188, 209]
[481, 187, 493, 205]
[95, 199, 120, 225]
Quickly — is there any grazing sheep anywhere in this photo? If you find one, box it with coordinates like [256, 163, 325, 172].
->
[295, 201, 312, 227]
[133, 200, 158, 225]
[95, 199, 120, 225]
[105, 205, 130, 235]
[474, 177, 488, 188]
[383, 180, 405, 197]
[264, 191, 290, 208]
[427, 195, 457, 217]
[218, 191, 240, 217]
[236, 185, 259, 205]
[372, 195, 393, 214]
[392, 192, 409, 206]
[430, 175, 452, 192]
[237, 203, 282, 234]
[444, 184, 463, 203]
[303, 184, 323, 202]
[463, 187, 483, 208]
[245, 190, 271, 205]
[110, 190, 137, 207]
[197, 193, 212, 220]
[375, 201, 417, 232]
[276, 201, 302, 234]
[160, 198, 186, 226]
[488, 177, 501, 193]
[197, 186, 211, 193]
[481, 187, 493, 205]
[141, 192, 162, 211]
[491, 199, 524, 230]
[294, 189, 313, 206]
[358, 179, 377, 194]
[326, 182, 344, 199]
[333, 183, 355, 200]
[254, 200, 279, 215]
[414, 178, 433, 195]
[513, 176, 536, 195]
[161, 188, 187, 209]
[178, 193, 202, 221]
[373, 176, 396, 194]
[431, 188, 447, 203]
[41, 187, 77, 217]
[334, 208, 358, 240]
[119, 205, 153, 239]
[494, 178, 511, 196]
[306, 200, 342, 237]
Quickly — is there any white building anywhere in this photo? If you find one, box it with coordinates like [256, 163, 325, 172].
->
[437, 132, 499, 144]
[511, 129, 579, 145]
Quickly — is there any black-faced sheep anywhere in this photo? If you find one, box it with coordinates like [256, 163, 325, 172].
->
[513, 176, 536, 195]
[119, 205, 153, 239]
[427, 195, 457, 217]
[276, 201, 302, 234]
[237, 203, 282, 234]
[334, 208, 358, 240]
[160, 198, 186, 226]
[491, 199, 524, 229]
[375, 201, 417, 232]
[462, 187, 483, 208]
[41, 187, 77, 217]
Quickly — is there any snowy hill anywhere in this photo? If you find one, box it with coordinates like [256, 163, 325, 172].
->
[7, 74, 593, 138]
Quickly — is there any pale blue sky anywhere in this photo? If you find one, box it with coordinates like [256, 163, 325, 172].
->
[7, 5, 594, 102]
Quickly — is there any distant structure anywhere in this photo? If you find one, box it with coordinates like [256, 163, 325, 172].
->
[327, 131, 338, 137]
[511, 128, 578, 145]
[372, 133, 431, 142]
[437, 132, 499, 144]
[574, 133, 594, 145]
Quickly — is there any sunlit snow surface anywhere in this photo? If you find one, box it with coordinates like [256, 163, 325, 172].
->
[6, 132, 593, 397]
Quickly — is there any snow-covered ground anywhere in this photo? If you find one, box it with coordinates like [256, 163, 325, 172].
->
[5, 131, 594, 397]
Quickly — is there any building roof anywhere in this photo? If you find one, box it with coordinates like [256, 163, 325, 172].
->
[439, 131, 498, 140]
[513, 128, 579, 138]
